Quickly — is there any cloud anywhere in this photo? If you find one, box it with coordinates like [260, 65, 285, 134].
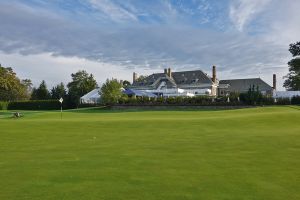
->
[1, 0, 299, 90]
[88, 0, 137, 22]
[229, 0, 272, 31]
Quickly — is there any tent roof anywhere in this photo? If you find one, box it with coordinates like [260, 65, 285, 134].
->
[80, 88, 100, 100]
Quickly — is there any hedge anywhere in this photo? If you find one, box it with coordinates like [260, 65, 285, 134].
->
[7, 100, 61, 110]
[291, 96, 300, 105]
[115, 95, 244, 106]
[0, 101, 9, 110]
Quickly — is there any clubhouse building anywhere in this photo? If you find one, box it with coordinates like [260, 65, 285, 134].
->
[128, 66, 275, 97]
[80, 66, 277, 103]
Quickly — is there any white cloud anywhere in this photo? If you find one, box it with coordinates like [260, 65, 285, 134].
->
[0, 52, 138, 88]
[230, 0, 272, 31]
[1, 0, 298, 91]
[88, 0, 137, 22]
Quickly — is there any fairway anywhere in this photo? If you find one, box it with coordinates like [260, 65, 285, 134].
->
[0, 107, 300, 200]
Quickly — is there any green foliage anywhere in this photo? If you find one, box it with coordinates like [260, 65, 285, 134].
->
[67, 70, 97, 108]
[283, 58, 300, 90]
[0, 101, 9, 110]
[122, 80, 131, 89]
[0, 66, 31, 101]
[100, 79, 123, 105]
[275, 97, 291, 105]
[7, 100, 60, 110]
[291, 96, 300, 105]
[115, 95, 244, 106]
[284, 41, 300, 90]
[239, 85, 263, 105]
[31, 80, 51, 100]
[289, 41, 300, 57]
[51, 82, 67, 99]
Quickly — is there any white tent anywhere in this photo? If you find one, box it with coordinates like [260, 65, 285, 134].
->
[80, 88, 101, 104]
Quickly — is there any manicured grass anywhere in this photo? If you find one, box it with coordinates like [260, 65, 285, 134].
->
[0, 106, 300, 200]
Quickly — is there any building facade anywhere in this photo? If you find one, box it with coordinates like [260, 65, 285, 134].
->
[129, 66, 218, 97]
[129, 66, 276, 97]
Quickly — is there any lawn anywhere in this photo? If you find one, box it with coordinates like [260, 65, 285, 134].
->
[0, 106, 300, 200]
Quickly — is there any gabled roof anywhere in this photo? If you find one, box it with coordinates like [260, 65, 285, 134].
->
[219, 78, 273, 92]
[131, 70, 213, 89]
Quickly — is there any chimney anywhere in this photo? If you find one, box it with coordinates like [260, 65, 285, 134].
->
[273, 74, 277, 90]
[133, 72, 138, 82]
[167, 68, 172, 78]
[164, 68, 168, 74]
[212, 65, 216, 83]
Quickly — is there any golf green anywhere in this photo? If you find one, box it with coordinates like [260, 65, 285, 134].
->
[0, 106, 299, 200]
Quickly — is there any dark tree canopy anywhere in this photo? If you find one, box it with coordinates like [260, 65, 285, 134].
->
[289, 41, 300, 57]
[67, 70, 97, 107]
[100, 79, 123, 105]
[51, 82, 67, 99]
[122, 80, 131, 89]
[31, 80, 51, 100]
[284, 41, 300, 90]
[0, 66, 31, 101]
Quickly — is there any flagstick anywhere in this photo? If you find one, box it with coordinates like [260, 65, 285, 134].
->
[59, 98, 64, 120]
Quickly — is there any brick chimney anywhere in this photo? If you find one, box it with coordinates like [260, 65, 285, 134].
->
[167, 68, 172, 78]
[212, 65, 216, 83]
[133, 72, 138, 82]
[273, 74, 277, 90]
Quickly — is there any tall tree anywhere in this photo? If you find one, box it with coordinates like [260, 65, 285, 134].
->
[122, 80, 131, 89]
[100, 78, 123, 105]
[0, 66, 31, 101]
[67, 70, 97, 107]
[284, 41, 300, 90]
[51, 82, 67, 99]
[31, 80, 51, 100]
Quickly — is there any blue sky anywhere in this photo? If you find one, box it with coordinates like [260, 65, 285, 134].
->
[1, 0, 300, 89]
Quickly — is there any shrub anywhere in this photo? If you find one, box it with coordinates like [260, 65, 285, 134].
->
[78, 103, 100, 108]
[291, 96, 300, 105]
[7, 100, 61, 110]
[0, 101, 9, 110]
[275, 98, 291, 105]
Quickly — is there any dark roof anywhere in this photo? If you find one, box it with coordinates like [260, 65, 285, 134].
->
[219, 78, 273, 92]
[131, 70, 213, 89]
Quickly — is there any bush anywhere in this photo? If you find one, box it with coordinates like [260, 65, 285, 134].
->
[78, 103, 101, 108]
[0, 101, 9, 110]
[275, 98, 291, 105]
[291, 96, 300, 105]
[7, 100, 61, 110]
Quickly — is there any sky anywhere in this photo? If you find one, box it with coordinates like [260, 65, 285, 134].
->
[1, 0, 299, 90]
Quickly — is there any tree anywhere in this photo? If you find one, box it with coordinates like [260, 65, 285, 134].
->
[284, 41, 300, 90]
[31, 80, 51, 100]
[122, 80, 131, 89]
[100, 78, 123, 105]
[51, 82, 67, 99]
[289, 41, 300, 57]
[0, 66, 31, 101]
[239, 85, 262, 105]
[67, 70, 97, 107]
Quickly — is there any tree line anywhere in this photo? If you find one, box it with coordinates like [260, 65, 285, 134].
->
[1, 41, 300, 107]
[0, 67, 98, 108]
